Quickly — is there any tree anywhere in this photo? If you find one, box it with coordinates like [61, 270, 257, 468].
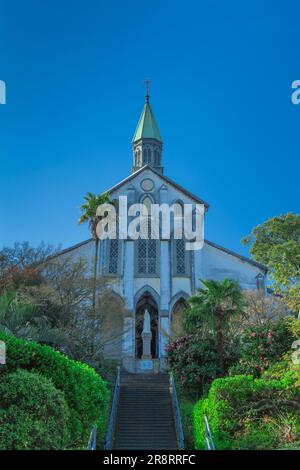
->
[78, 192, 110, 312]
[227, 290, 290, 340]
[0, 242, 57, 293]
[242, 213, 300, 313]
[186, 279, 244, 375]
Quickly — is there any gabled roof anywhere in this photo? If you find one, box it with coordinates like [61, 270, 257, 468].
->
[132, 102, 163, 143]
[48, 237, 267, 273]
[104, 165, 209, 209]
[44, 239, 93, 262]
[205, 239, 268, 272]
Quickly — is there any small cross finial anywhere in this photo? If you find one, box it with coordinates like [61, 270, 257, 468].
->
[144, 78, 150, 103]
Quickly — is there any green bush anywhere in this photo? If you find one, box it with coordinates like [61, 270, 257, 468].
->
[230, 318, 297, 377]
[0, 332, 110, 448]
[194, 373, 300, 450]
[262, 358, 300, 391]
[167, 333, 239, 398]
[0, 369, 70, 449]
[178, 396, 194, 450]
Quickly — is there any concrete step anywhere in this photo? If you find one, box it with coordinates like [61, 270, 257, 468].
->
[113, 371, 178, 450]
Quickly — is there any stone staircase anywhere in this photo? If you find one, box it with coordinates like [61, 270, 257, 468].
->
[113, 371, 178, 450]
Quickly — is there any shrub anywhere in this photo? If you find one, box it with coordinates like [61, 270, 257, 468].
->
[179, 397, 194, 450]
[0, 332, 110, 448]
[167, 334, 219, 397]
[262, 358, 300, 391]
[229, 317, 297, 377]
[0, 369, 70, 449]
[193, 373, 300, 450]
[167, 333, 239, 398]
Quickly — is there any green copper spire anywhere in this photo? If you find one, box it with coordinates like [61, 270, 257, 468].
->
[132, 101, 163, 143]
[132, 88, 164, 174]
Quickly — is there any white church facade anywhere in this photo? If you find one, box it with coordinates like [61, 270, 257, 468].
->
[54, 95, 267, 373]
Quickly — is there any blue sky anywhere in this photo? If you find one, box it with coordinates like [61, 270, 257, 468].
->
[0, 0, 299, 257]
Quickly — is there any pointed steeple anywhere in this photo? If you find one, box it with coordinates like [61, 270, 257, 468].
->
[132, 92, 163, 174]
[132, 102, 163, 144]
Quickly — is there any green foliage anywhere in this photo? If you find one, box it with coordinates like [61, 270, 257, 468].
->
[167, 332, 240, 398]
[186, 279, 245, 332]
[0, 369, 70, 450]
[262, 359, 300, 390]
[0, 290, 65, 346]
[242, 213, 300, 312]
[78, 192, 110, 234]
[230, 317, 298, 377]
[186, 279, 244, 375]
[194, 372, 300, 450]
[78, 191, 110, 312]
[178, 396, 195, 449]
[167, 334, 220, 397]
[0, 331, 110, 448]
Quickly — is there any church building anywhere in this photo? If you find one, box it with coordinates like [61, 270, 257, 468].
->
[54, 93, 267, 373]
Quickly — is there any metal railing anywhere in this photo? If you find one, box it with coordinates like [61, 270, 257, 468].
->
[104, 366, 121, 450]
[87, 426, 97, 450]
[169, 373, 184, 450]
[204, 415, 215, 450]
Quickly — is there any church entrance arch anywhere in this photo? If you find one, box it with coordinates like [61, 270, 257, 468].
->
[135, 292, 159, 359]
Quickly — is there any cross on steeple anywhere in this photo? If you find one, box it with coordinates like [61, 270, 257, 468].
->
[144, 78, 150, 103]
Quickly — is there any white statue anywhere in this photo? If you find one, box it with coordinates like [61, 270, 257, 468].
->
[142, 309, 151, 334]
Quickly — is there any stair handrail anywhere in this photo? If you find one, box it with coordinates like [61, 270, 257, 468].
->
[169, 372, 184, 450]
[104, 366, 121, 450]
[87, 426, 97, 450]
[204, 415, 215, 450]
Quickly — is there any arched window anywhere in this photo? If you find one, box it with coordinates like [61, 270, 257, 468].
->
[154, 150, 160, 165]
[172, 232, 190, 276]
[171, 298, 188, 336]
[175, 239, 186, 274]
[173, 200, 184, 239]
[143, 148, 147, 164]
[142, 195, 152, 214]
[137, 239, 157, 275]
[106, 239, 120, 275]
[136, 195, 158, 275]
[142, 147, 152, 164]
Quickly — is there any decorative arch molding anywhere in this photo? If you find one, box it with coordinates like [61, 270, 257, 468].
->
[139, 193, 156, 204]
[169, 290, 189, 314]
[134, 285, 160, 359]
[170, 198, 185, 207]
[134, 285, 160, 309]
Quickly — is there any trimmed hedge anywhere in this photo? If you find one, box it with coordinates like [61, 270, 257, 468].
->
[194, 372, 300, 450]
[0, 369, 70, 449]
[0, 332, 110, 448]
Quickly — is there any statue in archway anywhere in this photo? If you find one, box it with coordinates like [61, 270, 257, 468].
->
[142, 309, 151, 333]
[141, 309, 152, 359]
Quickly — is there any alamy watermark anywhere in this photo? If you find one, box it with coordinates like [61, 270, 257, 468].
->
[95, 197, 205, 251]
[291, 80, 300, 105]
[0, 80, 6, 104]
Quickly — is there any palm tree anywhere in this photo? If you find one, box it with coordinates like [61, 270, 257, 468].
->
[186, 278, 244, 375]
[79, 192, 110, 312]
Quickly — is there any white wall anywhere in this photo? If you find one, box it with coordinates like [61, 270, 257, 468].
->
[200, 242, 263, 290]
